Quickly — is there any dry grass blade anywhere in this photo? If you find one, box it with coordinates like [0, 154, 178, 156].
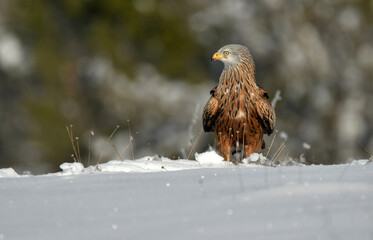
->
[271, 90, 282, 108]
[187, 128, 202, 160]
[112, 144, 123, 161]
[88, 130, 94, 166]
[66, 125, 81, 163]
[234, 131, 240, 163]
[120, 143, 130, 156]
[271, 142, 286, 165]
[76, 137, 82, 163]
[360, 143, 373, 159]
[127, 120, 135, 160]
[96, 125, 120, 165]
[241, 123, 246, 160]
[147, 142, 152, 156]
[282, 151, 290, 165]
[266, 130, 278, 158]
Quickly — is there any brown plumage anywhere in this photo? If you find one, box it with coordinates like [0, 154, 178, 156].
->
[203, 44, 275, 162]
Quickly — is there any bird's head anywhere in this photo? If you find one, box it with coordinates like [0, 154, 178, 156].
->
[211, 44, 252, 69]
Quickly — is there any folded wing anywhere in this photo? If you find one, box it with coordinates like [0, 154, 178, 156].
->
[256, 89, 276, 135]
[203, 87, 220, 132]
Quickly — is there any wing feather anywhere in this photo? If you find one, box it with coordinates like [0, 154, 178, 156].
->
[203, 87, 220, 132]
[256, 89, 276, 135]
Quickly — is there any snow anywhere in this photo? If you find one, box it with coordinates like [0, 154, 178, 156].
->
[0, 151, 372, 240]
[59, 162, 85, 175]
[57, 150, 230, 175]
[246, 152, 267, 164]
[0, 168, 19, 178]
[195, 150, 225, 166]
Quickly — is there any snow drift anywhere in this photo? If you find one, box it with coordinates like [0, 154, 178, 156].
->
[0, 151, 372, 240]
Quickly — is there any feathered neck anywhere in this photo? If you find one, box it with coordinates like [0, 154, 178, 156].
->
[218, 58, 257, 93]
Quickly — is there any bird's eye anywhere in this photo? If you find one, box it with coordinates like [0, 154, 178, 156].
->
[223, 51, 229, 56]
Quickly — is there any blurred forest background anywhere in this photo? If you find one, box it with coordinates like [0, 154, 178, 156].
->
[0, 0, 372, 174]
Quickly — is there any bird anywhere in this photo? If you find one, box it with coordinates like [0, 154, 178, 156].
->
[203, 44, 275, 162]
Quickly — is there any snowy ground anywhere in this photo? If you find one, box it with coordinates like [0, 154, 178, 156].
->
[0, 151, 372, 240]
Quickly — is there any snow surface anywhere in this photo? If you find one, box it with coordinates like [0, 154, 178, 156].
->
[0, 151, 372, 240]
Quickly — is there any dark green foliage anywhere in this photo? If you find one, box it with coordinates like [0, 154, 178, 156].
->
[1, 0, 207, 173]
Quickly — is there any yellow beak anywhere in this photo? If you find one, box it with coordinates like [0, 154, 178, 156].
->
[212, 52, 226, 61]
